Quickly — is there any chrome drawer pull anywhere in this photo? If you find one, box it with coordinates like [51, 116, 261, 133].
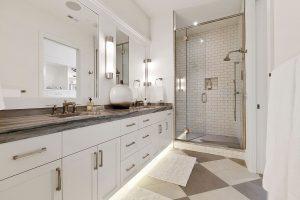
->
[126, 123, 136, 127]
[94, 152, 98, 170]
[126, 141, 136, 147]
[142, 134, 150, 139]
[126, 164, 135, 172]
[99, 150, 103, 167]
[12, 147, 47, 160]
[143, 153, 150, 159]
[143, 119, 150, 123]
[159, 125, 163, 134]
[56, 168, 62, 191]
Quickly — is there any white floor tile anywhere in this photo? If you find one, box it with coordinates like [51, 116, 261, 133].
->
[189, 187, 249, 200]
[201, 159, 260, 185]
[141, 181, 187, 199]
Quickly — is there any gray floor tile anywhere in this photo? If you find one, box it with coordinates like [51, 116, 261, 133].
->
[233, 179, 267, 200]
[181, 149, 225, 163]
[180, 164, 228, 196]
[229, 158, 247, 167]
[175, 197, 190, 200]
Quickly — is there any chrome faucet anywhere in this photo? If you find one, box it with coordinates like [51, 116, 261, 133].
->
[62, 101, 77, 114]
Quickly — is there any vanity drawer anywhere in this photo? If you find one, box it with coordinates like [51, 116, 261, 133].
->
[140, 114, 155, 128]
[139, 126, 153, 149]
[121, 131, 140, 160]
[0, 133, 62, 180]
[139, 145, 153, 167]
[63, 121, 120, 156]
[119, 117, 139, 135]
[121, 152, 139, 184]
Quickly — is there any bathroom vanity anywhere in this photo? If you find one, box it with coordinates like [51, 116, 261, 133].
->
[0, 106, 173, 200]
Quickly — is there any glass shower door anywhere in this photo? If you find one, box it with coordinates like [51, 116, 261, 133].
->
[185, 33, 207, 141]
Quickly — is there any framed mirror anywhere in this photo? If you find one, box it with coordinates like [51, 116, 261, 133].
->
[0, 0, 99, 99]
[116, 30, 129, 85]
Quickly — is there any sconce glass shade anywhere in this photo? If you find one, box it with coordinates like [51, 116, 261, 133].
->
[105, 36, 114, 79]
[143, 58, 152, 87]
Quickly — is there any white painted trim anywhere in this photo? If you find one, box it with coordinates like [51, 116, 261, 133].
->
[87, 0, 151, 45]
[245, 0, 257, 173]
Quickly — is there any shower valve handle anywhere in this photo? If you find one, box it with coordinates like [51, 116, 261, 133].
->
[201, 93, 207, 103]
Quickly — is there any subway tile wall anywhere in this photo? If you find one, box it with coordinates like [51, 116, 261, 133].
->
[175, 21, 244, 140]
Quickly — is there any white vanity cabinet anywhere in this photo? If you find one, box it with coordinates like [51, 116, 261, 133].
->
[97, 138, 120, 200]
[0, 109, 173, 200]
[0, 160, 62, 200]
[62, 146, 98, 200]
[62, 138, 120, 200]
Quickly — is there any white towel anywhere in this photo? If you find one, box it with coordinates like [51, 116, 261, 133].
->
[263, 55, 300, 200]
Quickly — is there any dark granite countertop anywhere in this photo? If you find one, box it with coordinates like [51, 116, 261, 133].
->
[0, 105, 172, 144]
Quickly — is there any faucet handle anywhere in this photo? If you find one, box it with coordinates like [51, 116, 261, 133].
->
[51, 105, 58, 115]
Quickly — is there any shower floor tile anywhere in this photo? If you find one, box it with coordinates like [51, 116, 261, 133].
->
[178, 133, 241, 149]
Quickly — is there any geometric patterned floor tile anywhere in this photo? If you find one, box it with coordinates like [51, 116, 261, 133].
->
[140, 179, 187, 199]
[175, 197, 190, 200]
[201, 159, 260, 185]
[120, 187, 172, 200]
[188, 187, 249, 200]
[180, 164, 228, 196]
[181, 149, 225, 163]
[123, 149, 266, 200]
[229, 158, 247, 167]
[233, 179, 268, 200]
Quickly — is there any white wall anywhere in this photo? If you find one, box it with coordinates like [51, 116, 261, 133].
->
[149, 12, 175, 103]
[273, 0, 300, 67]
[97, 0, 150, 39]
[255, 0, 268, 173]
[0, 0, 95, 98]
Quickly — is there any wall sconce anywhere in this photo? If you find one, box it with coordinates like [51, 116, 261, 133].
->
[143, 58, 152, 87]
[105, 36, 114, 79]
[176, 77, 185, 92]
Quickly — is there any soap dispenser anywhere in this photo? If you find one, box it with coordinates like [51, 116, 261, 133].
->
[87, 97, 94, 112]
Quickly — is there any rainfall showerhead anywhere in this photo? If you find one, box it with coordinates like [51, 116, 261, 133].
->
[223, 48, 247, 62]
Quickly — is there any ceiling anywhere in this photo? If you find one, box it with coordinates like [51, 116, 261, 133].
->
[134, 0, 218, 17]
[25, 0, 98, 35]
[175, 0, 243, 29]
[134, 0, 243, 28]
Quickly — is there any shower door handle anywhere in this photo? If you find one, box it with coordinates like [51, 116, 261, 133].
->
[201, 93, 207, 103]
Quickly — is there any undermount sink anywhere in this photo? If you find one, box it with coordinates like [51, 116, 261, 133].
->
[51, 112, 82, 118]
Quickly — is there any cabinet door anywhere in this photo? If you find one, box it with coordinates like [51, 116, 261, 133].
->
[63, 147, 98, 200]
[0, 160, 62, 200]
[165, 113, 174, 145]
[98, 138, 121, 200]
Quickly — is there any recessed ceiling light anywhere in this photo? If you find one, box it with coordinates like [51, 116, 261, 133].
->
[193, 21, 198, 26]
[65, 1, 81, 11]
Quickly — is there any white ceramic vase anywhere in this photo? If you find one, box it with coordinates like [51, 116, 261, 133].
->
[110, 83, 133, 108]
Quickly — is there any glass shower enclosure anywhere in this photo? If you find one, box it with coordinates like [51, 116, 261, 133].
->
[175, 14, 246, 149]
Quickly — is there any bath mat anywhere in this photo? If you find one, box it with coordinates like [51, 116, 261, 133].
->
[148, 153, 196, 186]
[121, 187, 171, 200]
